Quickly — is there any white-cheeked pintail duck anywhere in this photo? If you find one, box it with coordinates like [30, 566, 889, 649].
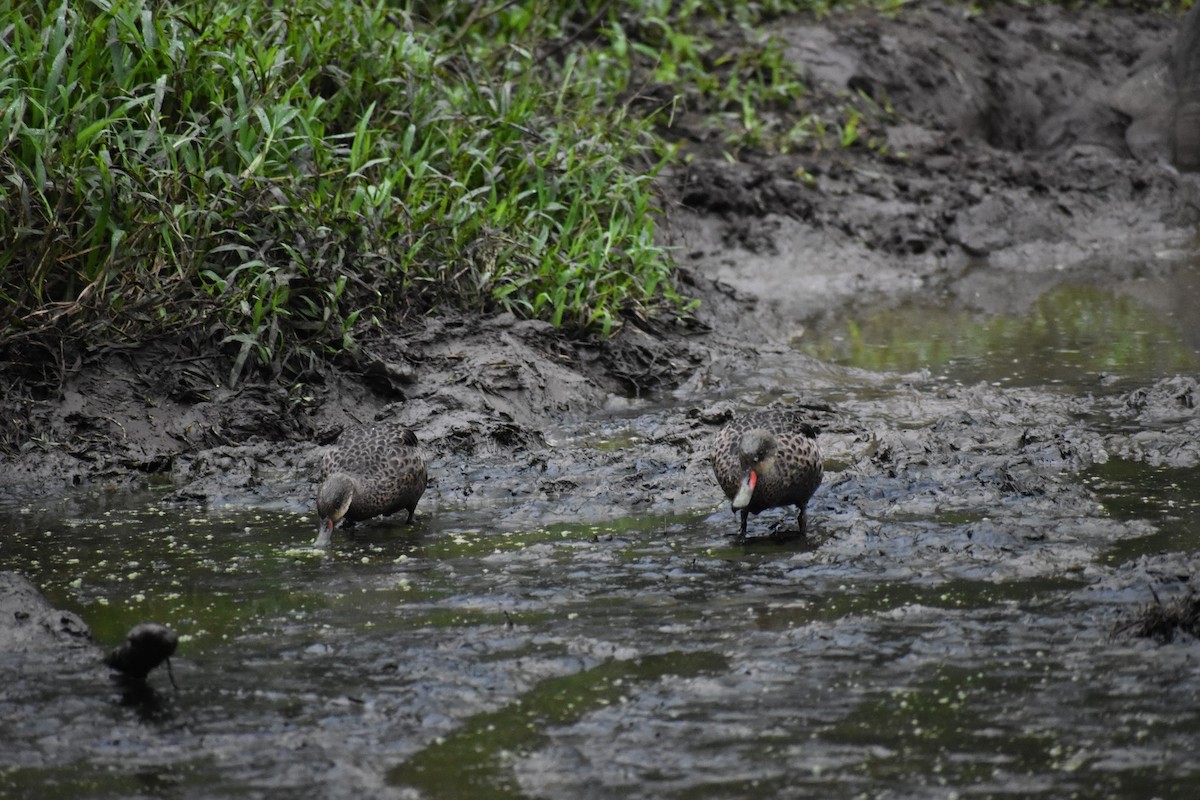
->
[315, 423, 427, 546]
[710, 409, 823, 539]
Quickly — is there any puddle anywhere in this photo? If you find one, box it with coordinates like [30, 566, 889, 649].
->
[792, 279, 1200, 391]
[1087, 459, 1200, 565]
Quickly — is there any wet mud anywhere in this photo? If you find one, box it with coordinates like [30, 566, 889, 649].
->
[3, 2, 1200, 798]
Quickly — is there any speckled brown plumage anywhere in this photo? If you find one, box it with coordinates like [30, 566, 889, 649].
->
[315, 423, 427, 546]
[710, 409, 823, 538]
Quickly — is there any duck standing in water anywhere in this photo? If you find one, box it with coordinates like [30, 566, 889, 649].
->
[315, 423, 427, 547]
[710, 409, 823, 539]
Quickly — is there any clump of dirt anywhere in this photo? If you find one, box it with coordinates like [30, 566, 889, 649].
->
[1117, 589, 1200, 643]
[1119, 375, 1197, 420]
[0, 571, 93, 658]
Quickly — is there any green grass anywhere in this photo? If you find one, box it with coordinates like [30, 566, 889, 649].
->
[0, 0, 696, 390]
[964, 0, 1192, 9]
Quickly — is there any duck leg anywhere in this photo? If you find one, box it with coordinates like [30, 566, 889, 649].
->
[797, 507, 808, 538]
[738, 508, 749, 539]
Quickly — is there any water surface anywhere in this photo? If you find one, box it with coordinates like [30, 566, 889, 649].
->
[3, 263, 1199, 799]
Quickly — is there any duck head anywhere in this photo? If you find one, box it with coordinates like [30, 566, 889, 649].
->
[316, 473, 355, 547]
[732, 429, 777, 509]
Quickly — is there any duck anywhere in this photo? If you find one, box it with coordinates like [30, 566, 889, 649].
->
[315, 422, 428, 547]
[710, 409, 823, 539]
[106, 622, 179, 686]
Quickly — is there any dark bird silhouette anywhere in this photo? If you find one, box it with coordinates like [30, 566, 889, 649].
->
[106, 622, 178, 685]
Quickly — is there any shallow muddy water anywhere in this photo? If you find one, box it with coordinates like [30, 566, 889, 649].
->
[793, 257, 1200, 392]
[3, 260, 1200, 798]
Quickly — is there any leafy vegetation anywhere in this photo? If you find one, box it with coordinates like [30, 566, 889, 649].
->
[0, 0, 676, 388]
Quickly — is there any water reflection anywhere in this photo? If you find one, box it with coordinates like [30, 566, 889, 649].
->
[793, 280, 1200, 389]
[1086, 459, 1200, 564]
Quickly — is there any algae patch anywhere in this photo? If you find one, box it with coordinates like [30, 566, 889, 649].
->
[388, 651, 729, 798]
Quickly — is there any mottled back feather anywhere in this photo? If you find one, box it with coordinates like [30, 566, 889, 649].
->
[710, 409, 823, 515]
[321, 423, 427, 521]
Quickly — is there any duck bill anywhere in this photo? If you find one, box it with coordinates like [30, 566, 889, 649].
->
[315, 517, 335, 548]
[731, 469, 757, 509]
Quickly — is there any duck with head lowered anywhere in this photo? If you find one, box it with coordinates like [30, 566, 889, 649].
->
[710, 409, 823, 539]
[315, 422, 428, 547]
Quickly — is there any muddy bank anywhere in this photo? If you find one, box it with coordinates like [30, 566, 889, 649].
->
[1, 3, 1198, 505]
[0, 571, 93, 663]
[668, 2, 1200, 337]
[2, 360, 1197, 798]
